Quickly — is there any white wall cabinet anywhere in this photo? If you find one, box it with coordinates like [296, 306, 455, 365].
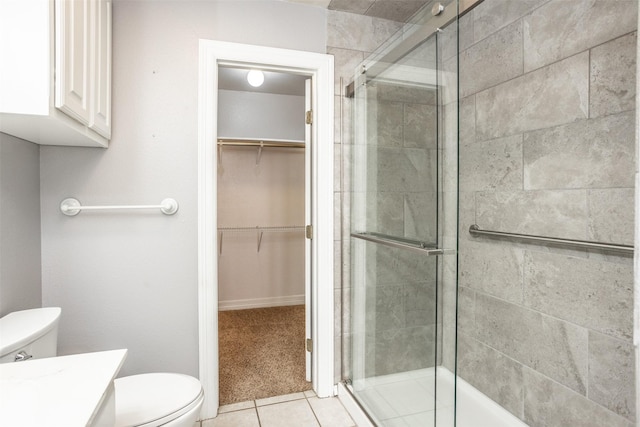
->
[0, 0, 112, 147]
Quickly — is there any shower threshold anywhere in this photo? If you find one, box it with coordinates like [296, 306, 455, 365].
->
[339, 367, 529, 427]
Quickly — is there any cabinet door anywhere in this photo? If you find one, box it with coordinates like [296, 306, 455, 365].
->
[55, 0, 91, 125]
[89, 0, 111, 138]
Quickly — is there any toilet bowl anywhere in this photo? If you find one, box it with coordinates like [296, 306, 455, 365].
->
[0, 307, 204, 427]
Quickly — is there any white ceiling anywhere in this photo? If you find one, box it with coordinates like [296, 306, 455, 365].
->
[218, 66, 308, 96]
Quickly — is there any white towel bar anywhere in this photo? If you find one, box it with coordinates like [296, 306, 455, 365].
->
[60, 198, 179, 216]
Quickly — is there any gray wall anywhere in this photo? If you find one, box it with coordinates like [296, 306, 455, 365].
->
[0, 133, 42, 317]
[457, 1, 637, 426]
[217, 90, 305, 141]
[40, 0, 327, 378]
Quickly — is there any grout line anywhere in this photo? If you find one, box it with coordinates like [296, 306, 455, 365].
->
[306, 395, 323, 427]
[255, 404, 262, 427]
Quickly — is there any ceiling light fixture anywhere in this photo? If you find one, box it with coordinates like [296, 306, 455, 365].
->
[247, 70, 265, 87]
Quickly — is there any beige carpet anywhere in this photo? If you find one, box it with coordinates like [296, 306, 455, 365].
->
[218, 305, 312, 405]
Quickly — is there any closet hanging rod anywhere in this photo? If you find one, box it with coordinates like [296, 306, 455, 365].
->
[469, 224, 634, 255]
[60, 198, 179, 216]
[217, 139, 305, 149]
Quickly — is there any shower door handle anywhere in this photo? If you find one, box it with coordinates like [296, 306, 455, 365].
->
[351, 232, 452, 256]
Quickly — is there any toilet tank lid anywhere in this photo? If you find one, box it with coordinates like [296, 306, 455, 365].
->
[0, 307, 61, 356]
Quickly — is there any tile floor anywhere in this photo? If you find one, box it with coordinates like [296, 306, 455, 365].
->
[199, 390, 357, 427]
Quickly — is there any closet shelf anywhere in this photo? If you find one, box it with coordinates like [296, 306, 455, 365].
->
[217, 226, 305, 255]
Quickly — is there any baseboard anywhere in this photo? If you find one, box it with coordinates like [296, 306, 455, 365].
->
[218, 294, 305, 311]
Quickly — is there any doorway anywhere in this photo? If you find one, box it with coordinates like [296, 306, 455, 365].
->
[216, 66, 310, 404]
[197, 40, 335, 420]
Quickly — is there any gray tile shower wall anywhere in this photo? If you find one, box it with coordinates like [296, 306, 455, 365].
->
[326, 9, 404, 383]
[458, 1, 637, 426]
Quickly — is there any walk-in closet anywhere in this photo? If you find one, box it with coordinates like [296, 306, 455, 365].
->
[216, 66, 311, 404]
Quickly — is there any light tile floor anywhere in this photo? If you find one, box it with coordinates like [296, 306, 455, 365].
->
[200, 390, 357, 427]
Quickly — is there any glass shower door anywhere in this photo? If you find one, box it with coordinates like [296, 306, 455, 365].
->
[348, 2, 459, 426]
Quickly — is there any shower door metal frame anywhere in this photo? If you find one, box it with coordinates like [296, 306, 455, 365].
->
[346, 1, 460, 425]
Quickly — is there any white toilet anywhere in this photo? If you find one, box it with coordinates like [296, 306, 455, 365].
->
[0, 307, 204, 427]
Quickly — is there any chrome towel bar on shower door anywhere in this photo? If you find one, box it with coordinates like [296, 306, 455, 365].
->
[469, 224, 634, 255]
[60, 198, 179, 216]
[351, 232, 447, 256]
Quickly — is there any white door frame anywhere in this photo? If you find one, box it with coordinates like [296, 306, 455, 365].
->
[197, 39, 335, 420]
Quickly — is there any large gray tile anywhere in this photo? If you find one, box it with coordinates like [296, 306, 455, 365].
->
[372, 325, 437, 375]
[376, 100, 404, 147]
[457, 191, 476, 243]
[460, 134, 523, 192]
[590, 32, 637, 118]
[476, 293, 588, 394]
[459, 239, 524, 303]
[375, 83, 437, 105]
[372, 244, 438, 285]
[523, 111, 635, 190]
[328, 0, 374, 15]
[476, 189, 588, 240]
[440, 10, 474, 60]
[441, 276, 459, 369]
[366, 191, 404, 236]
[523, 251, 634, 341]
[523, 0, 637, 72]
[441, 55, 459, 106]
[365, 284, 406, 331]
[403, 191, 437, 242]
[458, 11, 475, 52]
[327, 10, 403, 52]
[459, 95, 475, 147]
[375, 147, 436, 192]
[457, 333, 524, 418]
[328, 47, 365, 94]
[588, 188, 635, 246]
[588, 331, 636, 422]
[476, 52, 589, 140]
[403, 281, 437, 327]
[456, 286, 476, 337]
[403, 103, 437, 149]
[459, 19, 523, 98]
[523, 368, 634, 427]
[472, 0, 549, 43]
[366, 1, 428, 23]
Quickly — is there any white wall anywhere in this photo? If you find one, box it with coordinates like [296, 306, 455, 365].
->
[218, 90, 305, 141]
[218, 89, 306, 308]
[217, 148, 305, 307]
[40, 0, 326, 377]
[0, 133, 42, 316]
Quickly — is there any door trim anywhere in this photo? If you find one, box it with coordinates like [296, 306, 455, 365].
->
[197, 40, 334, 420]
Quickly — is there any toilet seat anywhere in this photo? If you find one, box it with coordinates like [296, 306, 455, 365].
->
[114, 373, 204, 427]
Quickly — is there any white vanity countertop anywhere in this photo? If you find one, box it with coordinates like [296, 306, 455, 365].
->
[0, 349, 127, 426]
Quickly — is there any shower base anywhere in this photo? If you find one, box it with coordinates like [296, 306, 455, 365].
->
[339, 367, 529, 427]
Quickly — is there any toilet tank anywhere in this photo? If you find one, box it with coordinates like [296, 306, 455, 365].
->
[0, 307, 61, 363]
